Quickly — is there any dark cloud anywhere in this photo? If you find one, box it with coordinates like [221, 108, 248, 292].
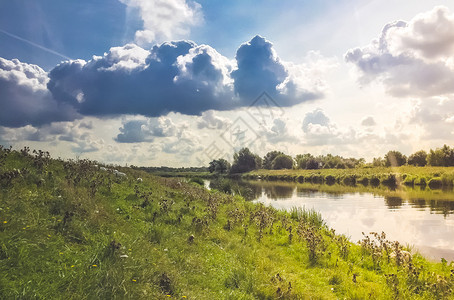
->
[0, 58, 79, 127]
[232, 35, 320, 106]
[345, 6, 454, 98]
[115, 120, 149, 143]
[47, 41, 235, 117]
[1, 36, 326, 128]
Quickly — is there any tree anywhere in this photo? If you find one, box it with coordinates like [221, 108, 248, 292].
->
[427, 145, 454, 166]
[208, 159, 231, 174]
[372, 157, 385, 167]
[295, 153, 315, 169]
[306, 158, 320, 170]
[407, 150, 427, 166]
[230, 148, 262, 173]
[271, 154, 293, 169]
[263, 151, 284, 169]
[384, 150, 407, 167]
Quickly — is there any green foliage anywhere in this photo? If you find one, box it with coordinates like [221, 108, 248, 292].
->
[189, 177, 204, 186]
[305, 158, 320, 170]
[271, 154, 293, 170]
[1, 146, 454, 299]
[208, 159, 231, 174]
[262, 151, 284, 169]
[295, 153, 315, 169]
[427, 145, 454, 166]
[230, 148, 261, 174]
[384, 150, 407, 167]
[408, 150, 427, 166]
[428, 177, 442, 189]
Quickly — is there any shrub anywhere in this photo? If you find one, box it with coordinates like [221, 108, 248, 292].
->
[428, 178, 442, 189]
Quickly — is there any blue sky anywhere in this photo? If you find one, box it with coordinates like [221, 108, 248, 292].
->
[1, 0, 454, 166]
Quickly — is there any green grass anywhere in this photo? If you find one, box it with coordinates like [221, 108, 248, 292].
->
[1, 147, 454, 299]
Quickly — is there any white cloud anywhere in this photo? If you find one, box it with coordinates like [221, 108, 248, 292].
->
[197, 110, 231, 130]
[120, 0, 203, 45]
[345, 6, 454, 98]
[115, 116, 185, 143]
[361, 116, 376, 127]
[280, 51, 338, 99]
[99, 43, 150, 72]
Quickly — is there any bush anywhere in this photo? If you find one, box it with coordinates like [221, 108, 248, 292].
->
[271, 154, 293, 170]
[324, 175, 336, 185]
[428, 178, 442, 189]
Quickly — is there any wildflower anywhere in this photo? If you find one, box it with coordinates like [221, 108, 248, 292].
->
[22, 227, 26, 230]
[47, 234, 51, 237]
[132, 279, 137, 282]
[71, 265, 75, 268]
[166, 295, 171, 298]
[59, 252, 63, 255]
[92, 264, 97, 267]
[3, 221, 7, 224]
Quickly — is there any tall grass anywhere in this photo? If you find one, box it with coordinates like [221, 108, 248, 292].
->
[1, 146, 453, 299]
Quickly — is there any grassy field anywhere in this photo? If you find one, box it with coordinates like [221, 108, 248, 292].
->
[1, 147, 454, 299]
[245, 166, 454, 189]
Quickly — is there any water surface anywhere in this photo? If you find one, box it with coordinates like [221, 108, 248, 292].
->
[208, 179, 454, 261]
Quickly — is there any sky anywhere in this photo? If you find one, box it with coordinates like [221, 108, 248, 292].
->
[1, 0, 454, 167]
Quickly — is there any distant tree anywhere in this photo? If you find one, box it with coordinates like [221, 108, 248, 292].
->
[427, 145, 454, 166]
[271, 154, 293, 169]
[372, 157, 385, 167]
[263, 151, 284, 169]
[407, 150, 427, 166]
[230, 148, 261, 173]
[295, 153, 315, 169]
[384, 150, 407, 167]
[208, 159, 231, 174]
[306, 158, 320, 170]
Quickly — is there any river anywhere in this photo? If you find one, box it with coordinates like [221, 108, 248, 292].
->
[205, 179, 454, 261]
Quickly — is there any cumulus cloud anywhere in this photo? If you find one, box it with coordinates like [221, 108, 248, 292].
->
[120, 0, 203, 45]
[115, 116, 181, 143]
[1, 36, 329, 129]
[259, 118, 296, 144]
[232, 36, 323, 105]
[361, 116, 376, 127]
[345, 6, 454, 98]
[47, 40, 235, 117]
[302, 109, 356, 146]
[46, 36, 325, 120]
[410, 96, 454, 139]
[0, 120, 104, 153]
[197, 110, 231, 130]
[0, 58, 78, 127]
[161, 129, 203, 157]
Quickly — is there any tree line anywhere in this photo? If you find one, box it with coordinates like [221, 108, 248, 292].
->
[208, 144, 454, 174]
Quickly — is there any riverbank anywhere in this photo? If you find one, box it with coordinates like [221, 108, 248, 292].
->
[244, 166, 454, 189]
[1, 147, 453, 298]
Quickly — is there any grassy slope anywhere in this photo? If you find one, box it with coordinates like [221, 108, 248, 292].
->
[1, 149, 453, 299]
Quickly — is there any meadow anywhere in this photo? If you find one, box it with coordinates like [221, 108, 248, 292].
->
[1, 146, 454, 299]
